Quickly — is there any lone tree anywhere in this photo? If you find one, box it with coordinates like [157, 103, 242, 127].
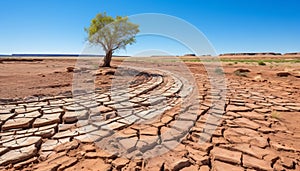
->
[85, 13, 139, 67]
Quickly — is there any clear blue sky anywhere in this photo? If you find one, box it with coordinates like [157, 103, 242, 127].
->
[0, 0, 299, 55]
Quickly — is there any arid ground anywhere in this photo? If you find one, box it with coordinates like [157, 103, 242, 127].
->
[0, 55, 300, 171]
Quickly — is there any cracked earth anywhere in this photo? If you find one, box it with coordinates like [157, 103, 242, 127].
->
[0, 58, 299, 171]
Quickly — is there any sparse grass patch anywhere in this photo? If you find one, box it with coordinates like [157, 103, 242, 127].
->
[234, 70, 248, 77]
[258, 61, 266, 66]
[214, 67, 224, 75]
[271, 110, 281, 119]
[93, 64, 99, 69]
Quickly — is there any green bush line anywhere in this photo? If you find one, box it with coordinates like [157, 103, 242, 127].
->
[182, 59, 300, 63]
[113, 58, 300, 63]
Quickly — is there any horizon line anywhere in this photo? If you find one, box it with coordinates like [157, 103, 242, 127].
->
[1, 51, 300, 57]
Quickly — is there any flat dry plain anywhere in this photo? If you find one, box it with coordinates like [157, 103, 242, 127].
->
[0, 55, 299, 171]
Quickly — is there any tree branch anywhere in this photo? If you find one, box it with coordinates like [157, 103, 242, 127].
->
[96, 39, 108, 52]
[112, 42, 123, 51]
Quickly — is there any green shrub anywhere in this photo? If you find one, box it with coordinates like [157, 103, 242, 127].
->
[214, 67, 224, 75]
[258, 61, 266, 66]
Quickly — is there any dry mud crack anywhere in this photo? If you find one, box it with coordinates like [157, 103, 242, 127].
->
[0, 65, 299, 171]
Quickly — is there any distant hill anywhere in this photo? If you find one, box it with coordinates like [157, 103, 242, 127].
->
[283, 52, 300, 55]
[0, 54, 130, 57]
[219, 52, 300, 56]
[219, 52, 282, 56]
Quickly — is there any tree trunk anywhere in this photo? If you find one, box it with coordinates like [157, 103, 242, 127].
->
[103, 49, 113, 67]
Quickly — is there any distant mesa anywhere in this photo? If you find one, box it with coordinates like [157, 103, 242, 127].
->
[219, 52, 300, 56]
[219, 52, 282, 56]
[184, 54, 196, 56]
[283, 52, 300, 55]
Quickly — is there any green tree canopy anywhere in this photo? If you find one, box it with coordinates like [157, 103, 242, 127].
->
[85, 12, 139, 67]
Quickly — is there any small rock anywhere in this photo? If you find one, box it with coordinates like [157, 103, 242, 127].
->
[52, 130, 79, 139]
[104, 111, 117, 120]
[189, 154, 209, 165]
[243, 154, 272, 171]
[34, 128, 56, 138]
[286, 105, 300, 111]
[3, 136, 42, 149]
[210, 147, 242, 165]
[112, 158, 130, 170]
[270, 141, 296, 152]
[39, 151, 55, 161]
[228, 144, 268, 159]
[54, 140, 79, 152]
[34, 163, 60, 171]
[0, 145, 37, 166]
[41, 138, 70, 152]
[171, 158, 191, 171]
[81, 144, 96, 152]
[232, 118, 260, 130]
[119, 137, 138, 153]
[38, 73, 46, 77]
[253, 75, 266, 82]
[85, 151, 116, 159]
[57, 157, 78, 171]
[14, 157, 38, 169]
[74, 134, 100, 143]
[255, 108, 271, 113]
[226, 105, 251, 112]
[237, 111, 265, 120]
[273, 161, 285, 171]
[212, 160, 244, 171]
[187, 141, 213, 152]
[235, 68, 251, 73]
[66, 67, 75, 72]
[2, 117, 34, 131]
[63, 111, 79, 123]
[271, 106, 290, 112]
[280, 157, 295, 169]
[98, 105, 114, 113]
[212, 137, 228, 145]
[33, 113, 61, 127]
[276, 71, 290, 77]
[42, 108, 64, 114]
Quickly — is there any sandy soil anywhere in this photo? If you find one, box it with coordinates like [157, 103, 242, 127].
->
[0, 56, 299, 170]
[1, 57, 299, 99]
